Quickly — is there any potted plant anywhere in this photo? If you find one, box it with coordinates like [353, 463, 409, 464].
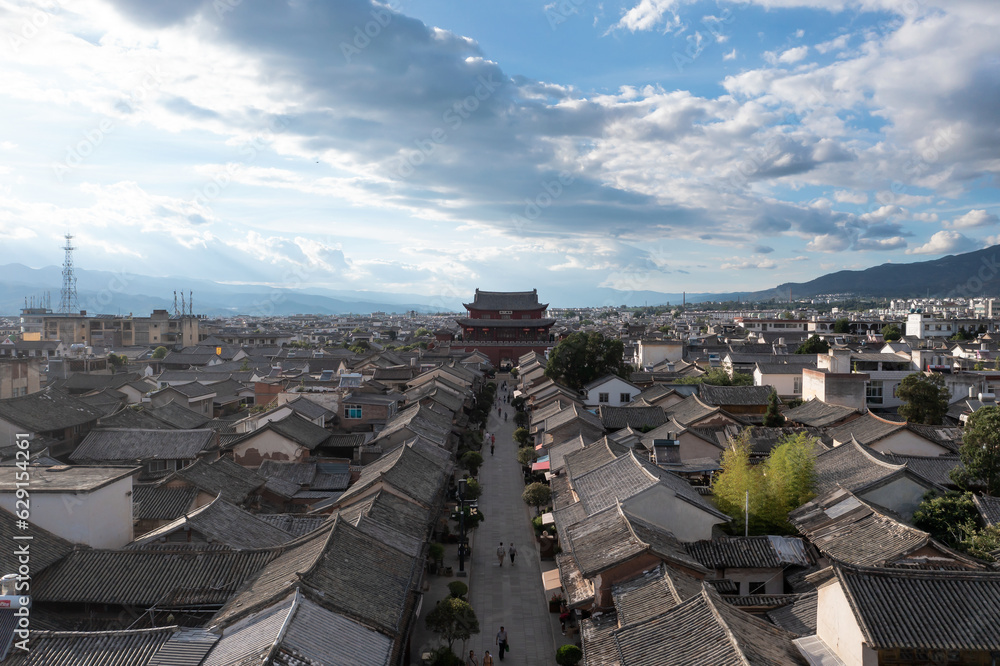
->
[549, 592, 564, 613]
[428, 543, 445, 574]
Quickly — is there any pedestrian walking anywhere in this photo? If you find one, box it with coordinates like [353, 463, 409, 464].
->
[483, 650, 494, 666]
[491, 433, 496, 446]
[490, 441, 495, 456]
[508, 542, 517, 565]
[496, 542, 505, 567]
[466, 649, 479, 666]
[496, 626, 508, 661]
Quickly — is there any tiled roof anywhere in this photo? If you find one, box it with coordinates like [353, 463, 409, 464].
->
[146, 402, 212, 429]
[262, 412, 332, 450]
[597, 405, 667, 430]
[98, 407, 176, 430]
[463, 289, 546, 310]
[0, 388, 105, 432]
[556, 552, 594, 608]
[129, 496, 291, 550]
[335, 439, 450, 509]
[611, 586, 805, 665]
[33, 548, 279, 606]
[334, 488, 432, 546]
[132, 484, 197, 521]
[169, 457, 266, 506]
[825, 412, 906, 446]
[698, 384, 774, 407]
[833, 563, 1000, 651]
[284, 395, 336, 420]
[70, 429, 215, 462]
[783, 399, 859, 427]
[611, 564, 703, 627]
[878, 452, 962, 487]
[789, 488, 982, 569]
[905, 424, 963, 453]
[563, 437, 623, 480]
[813, 438, 910, 496]
[564, 506, 654, 577]
[0, 506, 75, 576]
[974, 494, 1000, 527]
[3, 626, 188, 666]
[255, 514, 329, 537]
[766, 592, 817, 636]
[212, 517, 419, 636]
[547, 434, 591, 472]
[685, 536, 811, 570]
[664, 395, 724, 427]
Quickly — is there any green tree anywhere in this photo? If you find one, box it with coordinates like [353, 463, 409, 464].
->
[896, 372, 950, 425]
[833, 318, 851, 333]
[460, 451, 484, 477]
[795, 336, 830, 354]
[952, 406, 1000, 494]
[425, 597, 480, 652]
[517, 445, 537, 468]
[414, 327, 432, 337]
[522, 482, 552, 514]
[460, 477, 482, 501]
[544, 332, 629, 391]
[107, 353, 126, 370]
[712, 431, 765, 535]
[962, 524, 1000, 562]
[759, 432, 816, 529]
[762, 390, 785, 427]
[881, 323, 902, 342]
[686, 368, 754, 386]
[912, 491, 979, 548]
[514, 411, 529, 428]
[151, 346, 168, 359]
[513, 427, 531, 447]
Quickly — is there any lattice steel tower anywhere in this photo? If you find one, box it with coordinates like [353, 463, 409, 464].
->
[58, 234, 78, 314]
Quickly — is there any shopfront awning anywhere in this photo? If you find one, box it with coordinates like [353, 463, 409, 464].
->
[531, 455, 550, 472]
[542, 567, 561, 593]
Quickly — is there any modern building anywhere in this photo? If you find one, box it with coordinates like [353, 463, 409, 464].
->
[31, 308, 200, 348]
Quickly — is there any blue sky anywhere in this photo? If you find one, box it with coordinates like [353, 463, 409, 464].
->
[1, 0, 998, 306]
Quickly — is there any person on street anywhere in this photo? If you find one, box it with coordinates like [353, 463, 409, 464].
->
[490, 441, 495, 456]
[496, 626, 508, 661]
[508, 542, 517, 565]
[497, 542, 505, 567]
[466, 649, 479, 666]
[483, 650, 494, 666]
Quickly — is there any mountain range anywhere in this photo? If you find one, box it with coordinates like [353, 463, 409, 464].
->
[1, 244, 998, 315]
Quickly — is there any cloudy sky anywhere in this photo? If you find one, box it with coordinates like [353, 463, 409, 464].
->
[1, 0, 998, 306]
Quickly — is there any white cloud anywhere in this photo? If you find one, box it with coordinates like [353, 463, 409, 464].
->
[943, 209, 999, 229]
[816, 34, 850, 54]
[833, 190, 867, 204]
[905, 230, 980, 255]
[723, 49, 737, 61]
[780, 46, 809, 63]
[614, 0, 680, 32]
[721, 258, 778, 270]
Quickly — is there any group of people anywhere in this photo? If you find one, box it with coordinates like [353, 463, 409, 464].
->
[466, 626, 509, 665]
[496, 541, 517, 566]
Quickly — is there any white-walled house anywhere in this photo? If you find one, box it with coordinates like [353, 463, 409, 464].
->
[582, 374, 641, 408]
[0, 465, 137, 548]
[633, 339, 684, 369]
[905, 312, 955, 339]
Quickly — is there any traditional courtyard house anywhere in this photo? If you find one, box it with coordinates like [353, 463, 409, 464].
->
[0, 388, 105, 455]
[826, 412, 954, 456]
[70, 428, 217, 481]
[128, 495, 290, 550]
[226, 412, 334, 467]
[149, 381, 217, 417]
[685, 536, 813, 597]
[158, 456, 269, 510]
[597, 405, 668, 432]
[783, 398, 861, 428]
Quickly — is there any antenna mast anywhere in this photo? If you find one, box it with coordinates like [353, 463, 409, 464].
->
[58, 234, 78, 314]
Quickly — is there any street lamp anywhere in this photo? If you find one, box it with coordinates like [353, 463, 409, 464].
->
[457, 477, 468, 577]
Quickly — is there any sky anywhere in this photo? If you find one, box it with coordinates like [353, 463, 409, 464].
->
[1, 0, 998, 307]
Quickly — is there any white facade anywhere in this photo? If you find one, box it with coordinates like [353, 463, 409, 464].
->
[905, 312, 955, 339]
[582, 375, 639, 408]
[0, 468, 135, 549]
[633, 340, 684, 369]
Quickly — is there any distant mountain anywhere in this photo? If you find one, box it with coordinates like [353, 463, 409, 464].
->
[0, 264, 463, 315]
[746, 245, 1000, 301]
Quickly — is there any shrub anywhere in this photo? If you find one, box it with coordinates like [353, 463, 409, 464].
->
[556, 644, 583, 665]
[448, 581, 468, 598]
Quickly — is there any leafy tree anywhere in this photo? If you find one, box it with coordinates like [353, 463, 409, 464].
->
[556, 644, 584, 666]
[151, 346, 168, 359]
[952, 406, 1000, 495]
[833, 318, 851, 333]
[513, 427, 531, 447]
[795, 336, 830, 354]
[425, 597, 480, 652]
[522, 482, 552, 514]
[514, 411, 529, 428]
[448, 581, 468, 599]
[897, 372, 950, 425]
[460, 477, 482, 501]
[657, 325, 671, 334]
[516, 445, 537, 468]
[762, 390, 785, 427]
[414, 327, 432, 337]
[758, 432, 816, 530]
[428, 647, 462, 666]
[239, 358, 251, 372]
[912, 491, 979, 548]
[107, 353, 127, 370]
[881, 323, 902, 342]
[680, 368, 753, 386]
[460, 451, 484, 477]
[544, 332, 629, 391]
[712, 431, 765, 535]
[962, 524, 1000, 562]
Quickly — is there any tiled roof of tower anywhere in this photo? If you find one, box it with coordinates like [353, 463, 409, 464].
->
[463, 288, 547, 311]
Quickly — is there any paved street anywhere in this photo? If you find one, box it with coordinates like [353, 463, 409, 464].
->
[411, 375, 572, 664]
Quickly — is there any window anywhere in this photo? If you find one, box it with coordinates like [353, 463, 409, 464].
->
[620, 392, 631, 403]
[793, 376, 802, 394]
[345, 404, 362, 419]
[866, 380, 883, 404]
[748, 581, 767, 595]
[147, 460, 170, 473]
[598, 393, 609, 403]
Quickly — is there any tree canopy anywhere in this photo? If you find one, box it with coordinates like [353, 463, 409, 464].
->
[795, 336, 830, 354]
[544, 331, 629, 391]
[522, 482, 552, 514]
[712, 430, 817, 534]
[952, 406, 1000, 495]
[151, 346, 168, 359]
[881, 323, 902, 342]
[425, 597, 480, 651]
[832, 318, 851, 333]
[675, 368, 753, 386]
[896, 372, 950, 425]
[762, 390, 785, 427]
